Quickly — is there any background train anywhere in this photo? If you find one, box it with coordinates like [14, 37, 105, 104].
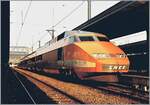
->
[18, 30, 130, 82]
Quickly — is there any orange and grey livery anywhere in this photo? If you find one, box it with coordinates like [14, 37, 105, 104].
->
[18, 31, 130, 82]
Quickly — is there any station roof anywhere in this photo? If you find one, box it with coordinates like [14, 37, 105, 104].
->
[73, 1, 149, 39]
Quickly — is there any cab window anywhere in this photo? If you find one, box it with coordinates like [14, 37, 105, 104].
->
[69, 36, 77, 43]
[97, 36, 109, 42]
[79, 36, 94, 41]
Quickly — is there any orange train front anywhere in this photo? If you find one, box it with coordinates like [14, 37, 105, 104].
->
[18, 31, 130, 82]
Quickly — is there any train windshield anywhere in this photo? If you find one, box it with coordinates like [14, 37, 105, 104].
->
[79, 36, 95, 41]
[69, 36, 77, 43]
[97, 36, 109, 42]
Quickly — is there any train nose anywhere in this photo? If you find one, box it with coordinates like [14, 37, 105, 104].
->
[93, 53, 129, 72]
[88, 42, 129, 72]
[75, 42, 129, 72]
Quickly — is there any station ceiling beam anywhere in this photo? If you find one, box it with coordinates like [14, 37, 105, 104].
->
[74, 1, 149, 39]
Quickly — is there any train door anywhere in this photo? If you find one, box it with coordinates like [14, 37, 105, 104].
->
[57, 47, 64, 61]
[57, 47, 64, 72]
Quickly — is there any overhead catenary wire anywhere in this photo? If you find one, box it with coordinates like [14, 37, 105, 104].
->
[50, 1, 85, 29]
[38, 1, 85, 41]
[31, 31, 48, 47]
[32, 1, 85, 50]
[16, 0, 32, 46]
[30, 30, 48, 52]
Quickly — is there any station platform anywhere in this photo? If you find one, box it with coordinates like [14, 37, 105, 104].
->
[1, 67, 54, 104]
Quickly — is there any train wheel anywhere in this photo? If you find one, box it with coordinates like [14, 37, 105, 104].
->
[33, 66, 36, 71]
[68, 69, 80, 81]
[36, 67, 40, 71]
[59, 69, 79, 81]
[58, 69, 66, 77]
[65, 69, 73, 77]
[60, 69, 72, 78]
[64, 70, 68, 77]
[66, 69, 71, 77]
[31, 67, 33, 71]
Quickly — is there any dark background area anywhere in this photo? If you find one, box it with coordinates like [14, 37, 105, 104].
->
[1, 1, 10, 103]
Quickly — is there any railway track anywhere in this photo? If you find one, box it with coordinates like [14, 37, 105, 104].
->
[14, 69, 83, 104]
[119, 73, 149, 92]
[24, 75, 83, 104]
[13, 67, 146, 104]
[92, 82, 149, 104]
[80, 74, 149, 103]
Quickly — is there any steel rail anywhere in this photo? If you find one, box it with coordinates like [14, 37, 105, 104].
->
[12, 70, 36, 104]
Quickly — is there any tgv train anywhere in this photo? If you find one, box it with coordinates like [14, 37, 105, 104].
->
[18, 31, 130, 82]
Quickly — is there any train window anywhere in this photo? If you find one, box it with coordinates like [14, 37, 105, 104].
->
[79, 36, 94, 41]
[57, 33, 65, 41]
[36, 55, 42, 61]
[69, 36, 77, 43]
[57, 48, 63, 60]
[31, 58, 35, 62]
[97, 36, 109, 42]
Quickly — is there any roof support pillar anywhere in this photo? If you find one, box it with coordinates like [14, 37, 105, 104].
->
[87, 0, 91, 20]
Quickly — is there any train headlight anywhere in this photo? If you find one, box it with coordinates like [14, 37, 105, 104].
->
[92, 53, 111, 59]
[116, 54, 126, 58]
[108, 65, 113, 70]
